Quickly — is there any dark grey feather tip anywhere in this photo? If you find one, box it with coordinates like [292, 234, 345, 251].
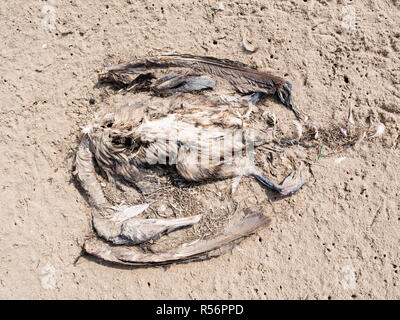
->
[276, 81, 302, 119]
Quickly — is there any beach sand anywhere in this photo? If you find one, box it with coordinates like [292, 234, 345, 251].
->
[0, 0, 399, 299]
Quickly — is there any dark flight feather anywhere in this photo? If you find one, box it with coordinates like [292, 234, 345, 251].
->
[99, 54, 302, 118]
[84, 212, 271, 266]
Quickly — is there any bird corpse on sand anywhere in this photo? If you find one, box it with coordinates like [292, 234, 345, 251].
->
[74, 54, 306, 266]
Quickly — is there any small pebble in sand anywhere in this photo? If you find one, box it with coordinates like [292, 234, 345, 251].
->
[242, 36, 258, 53]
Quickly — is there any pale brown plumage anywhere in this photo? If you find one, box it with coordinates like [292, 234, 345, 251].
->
[75, 54, 305, 266]
[75, 96, 304, 265]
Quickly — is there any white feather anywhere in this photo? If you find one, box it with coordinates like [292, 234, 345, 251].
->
[293, 120, 303, 139]
[370, 123, 385, 138]
[348, 104, 355, 125]
[231, 175, 243, 194]
[110, 203, 149, 223]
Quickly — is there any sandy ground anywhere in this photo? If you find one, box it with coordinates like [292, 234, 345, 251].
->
[0, 0, 399, 299]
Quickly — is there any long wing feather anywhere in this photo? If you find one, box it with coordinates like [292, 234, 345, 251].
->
[99, 54, 302, 118]
[100, 54, 284, 94]
[84, 212, 271, 266]
[74, 134, 108, 209]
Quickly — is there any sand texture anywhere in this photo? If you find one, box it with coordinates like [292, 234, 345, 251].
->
[0, 0, 399, 299]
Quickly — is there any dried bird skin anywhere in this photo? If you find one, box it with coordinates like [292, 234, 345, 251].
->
[75, 54, 307, 266]
[75, 99, 304, 264]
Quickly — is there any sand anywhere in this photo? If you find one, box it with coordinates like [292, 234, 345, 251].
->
[0, 0, 399, 299]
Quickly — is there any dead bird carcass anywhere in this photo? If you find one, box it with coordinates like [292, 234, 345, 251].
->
[75, 54, 306, 266]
